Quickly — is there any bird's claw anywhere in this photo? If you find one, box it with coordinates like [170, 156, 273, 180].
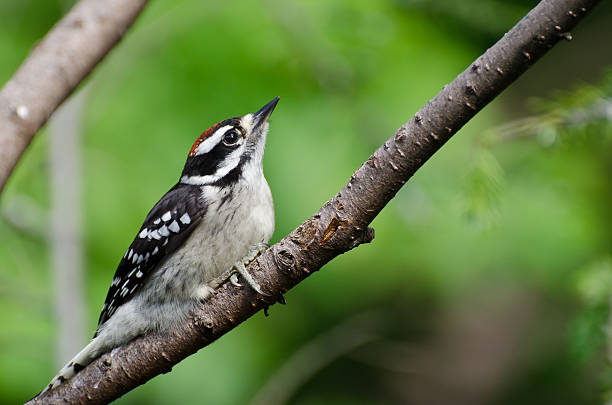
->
[224, 242, 269, 295]
[229, 273, 241, 287]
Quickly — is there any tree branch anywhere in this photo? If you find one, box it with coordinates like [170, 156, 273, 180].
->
[27, 0, 601, 403]
[0, 0, 149, 194]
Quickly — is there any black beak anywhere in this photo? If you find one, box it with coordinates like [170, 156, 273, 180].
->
[253, 97, 279, 130]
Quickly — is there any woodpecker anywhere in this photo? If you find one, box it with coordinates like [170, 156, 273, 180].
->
[43, 97, 278, 392]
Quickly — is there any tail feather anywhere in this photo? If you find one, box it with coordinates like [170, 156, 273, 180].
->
[41, 305, 148, 394]
[42, 339, 99, 393]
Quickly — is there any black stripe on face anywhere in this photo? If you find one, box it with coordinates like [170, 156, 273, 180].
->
[212, 164, 241, 187]
[181, 118, 242, 178]
[211, 146, 258, 187]
[182, 140, 238, 178]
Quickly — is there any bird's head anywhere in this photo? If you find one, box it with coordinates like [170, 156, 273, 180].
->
[180, 97, 279, 186]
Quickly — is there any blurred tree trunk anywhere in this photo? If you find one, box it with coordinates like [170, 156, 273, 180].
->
[48, 87, 88, 368]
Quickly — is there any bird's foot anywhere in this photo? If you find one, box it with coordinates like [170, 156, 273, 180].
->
[224, 243, 269, 295]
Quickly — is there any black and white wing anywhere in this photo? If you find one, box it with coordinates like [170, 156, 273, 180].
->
[97, 183, 206, 328]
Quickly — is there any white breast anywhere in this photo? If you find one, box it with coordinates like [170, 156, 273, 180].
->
[148, 169, 274, 297]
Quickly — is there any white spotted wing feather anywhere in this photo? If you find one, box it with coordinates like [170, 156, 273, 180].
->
[97, 183, 205, 328]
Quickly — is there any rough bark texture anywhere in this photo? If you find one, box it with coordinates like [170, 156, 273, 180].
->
[26, 0, 601, 403]
[0, 0, 149, 193]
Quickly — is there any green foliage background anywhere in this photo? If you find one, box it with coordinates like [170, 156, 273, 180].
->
[0, 0, 611, 403]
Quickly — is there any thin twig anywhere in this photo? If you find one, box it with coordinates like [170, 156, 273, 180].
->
[1, 194, 49, 239]
[249, 312, 382, 405]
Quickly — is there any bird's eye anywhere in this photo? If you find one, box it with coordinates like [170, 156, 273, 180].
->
[222, 129, 241, 146]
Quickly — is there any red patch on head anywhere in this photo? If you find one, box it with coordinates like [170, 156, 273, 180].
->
[188, 124, 219, 157]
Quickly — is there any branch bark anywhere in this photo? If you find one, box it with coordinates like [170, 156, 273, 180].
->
[0, 0, 149, 194]
[27, 0, 601, 403]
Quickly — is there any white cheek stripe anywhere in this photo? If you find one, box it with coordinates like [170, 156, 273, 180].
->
[181, 147, 243, 185]
[194, 125, 232, 156]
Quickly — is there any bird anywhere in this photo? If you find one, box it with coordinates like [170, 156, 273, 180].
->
[43, 97, 278, 392]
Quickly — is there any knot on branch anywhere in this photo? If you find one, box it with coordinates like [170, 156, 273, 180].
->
[350, 226, 375, 250]
[274, 247, 296, 273]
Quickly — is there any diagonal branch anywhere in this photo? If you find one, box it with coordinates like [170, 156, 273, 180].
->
[0, 0, 150, 194]
[27, 0, 602, 403]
